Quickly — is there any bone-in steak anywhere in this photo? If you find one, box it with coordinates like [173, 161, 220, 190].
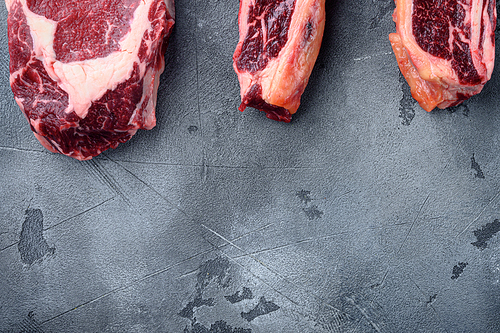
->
[390, 0, 496, 111]
[233, 0, 325, 122]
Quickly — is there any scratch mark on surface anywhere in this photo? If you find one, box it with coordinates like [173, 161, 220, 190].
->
[44, 196, 116, 231]
[104, 159, 325, 170]
[370, 299, 384, 311]
[103, 154, 192, 219]
[177, 268, 199, 280]
[408, 276, 450, 333]
[397, 194, 430, 254]
[203, 224, 274, 256]
[211, 164, 326, 171]
[200, 224, 351, 318]
[96, 159, 202, 167]
[232, 223, 274, 242]
[0, 241, 18, 252]
[457, 189, 500, 237]
[231, 224, 411, 259]
[345, 296, 382, 333]
[204, 240, 299, 306]
[394, 222, 410, 226]
[439, 136, 465, 174]
[351, 316, 364, 333]
[201, 156, 208, 182]
[38, 225, 274, 325]
[83, 159, 130, 206]
[201, 223, 285, 278]
[177, 225, 275, 280]
[230, 237, 317, 258]
[334, 190, 353, 201]
[40, 250, 212, 325]
[370, 268, 389, 289]
[192, 223, 275, 260]
[426, 294, 438, 306]
[353, 51, 393, 61]
[0, 197, 115, 254]
[0, 145, 49, 154]
[436, 136, 465, 176]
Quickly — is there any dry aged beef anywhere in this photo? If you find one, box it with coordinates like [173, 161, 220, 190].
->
[390, 0, 496, 111]
[7, 0, 175, 160]
[233, 0, 325, 122]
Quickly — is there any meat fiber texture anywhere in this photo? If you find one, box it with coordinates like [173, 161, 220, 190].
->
[390, 0, 496, 111]
[6, 0, 175, 160]
[233, 0, 325, 122]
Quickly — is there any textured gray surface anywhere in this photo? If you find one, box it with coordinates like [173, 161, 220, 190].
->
[1, 0, 500, 332]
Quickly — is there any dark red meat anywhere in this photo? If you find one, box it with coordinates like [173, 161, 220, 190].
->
[233, 0, 325, 122]
[390, 0, 496, 111]
[6, 0, 175, 160]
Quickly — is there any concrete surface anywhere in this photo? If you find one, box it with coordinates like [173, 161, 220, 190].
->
[1, 0, 500, 332]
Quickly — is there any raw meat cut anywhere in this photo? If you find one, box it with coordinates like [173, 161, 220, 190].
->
[6, 0, 175, 160]
[390, 0, 496, 111]
[233, 0, 325, 122]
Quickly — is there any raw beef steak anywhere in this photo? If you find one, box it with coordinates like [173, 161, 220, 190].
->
[6, 0, 175, 160]
[233, 0, 325, 122]
[390, 0, 496, 111]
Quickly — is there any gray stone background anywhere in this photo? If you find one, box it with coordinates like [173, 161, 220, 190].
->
[1, 0, 500, 332]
